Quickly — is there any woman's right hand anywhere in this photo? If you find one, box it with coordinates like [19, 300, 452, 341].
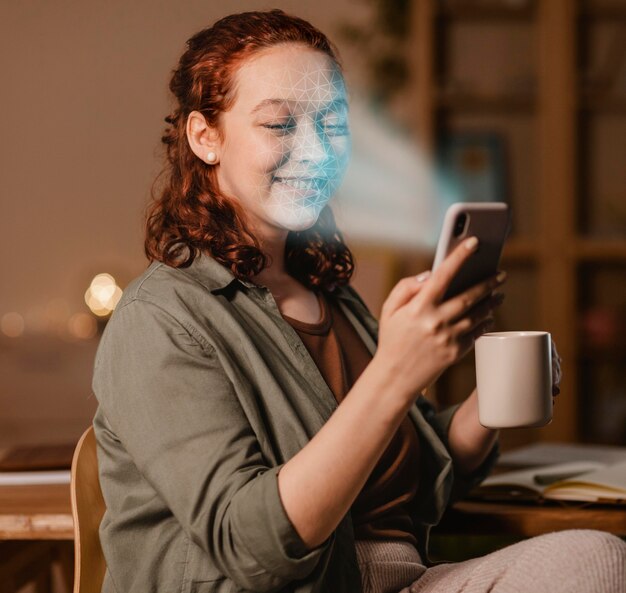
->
[277, 238, 505, 552]
[374, 236, 507, 403]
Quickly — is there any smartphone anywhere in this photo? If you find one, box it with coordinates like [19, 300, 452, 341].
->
[432, 202, 511, 301]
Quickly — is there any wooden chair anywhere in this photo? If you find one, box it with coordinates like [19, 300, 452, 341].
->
[70, 425, 106, 593]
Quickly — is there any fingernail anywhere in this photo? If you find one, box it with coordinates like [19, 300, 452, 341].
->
[465, 236, 479, 250]
[496, 271, 507, 282]
[415, 271, 431, 283]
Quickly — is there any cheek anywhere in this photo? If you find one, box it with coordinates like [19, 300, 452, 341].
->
[223, 137, 283, 191]
[257, 135, 291, 173]
[328, 136, 351, 170]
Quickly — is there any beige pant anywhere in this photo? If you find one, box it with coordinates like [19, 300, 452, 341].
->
[355, 530, 626, 593]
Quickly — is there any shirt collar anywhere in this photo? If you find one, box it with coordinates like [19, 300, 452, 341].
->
[176, 251, 254, 292]
[179, 251, 364, 307]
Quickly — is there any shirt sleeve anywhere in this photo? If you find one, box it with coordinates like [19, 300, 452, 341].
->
[92, 298, 333, 593]
[415, 394, 500, 504]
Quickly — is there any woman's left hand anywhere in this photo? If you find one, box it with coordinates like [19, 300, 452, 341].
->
[551, 337, 562, 403]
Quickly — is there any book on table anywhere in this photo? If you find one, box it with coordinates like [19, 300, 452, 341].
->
[468, 443, 626, 505]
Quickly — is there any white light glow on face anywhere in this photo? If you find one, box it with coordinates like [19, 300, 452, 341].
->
[217, 45, 351, 234]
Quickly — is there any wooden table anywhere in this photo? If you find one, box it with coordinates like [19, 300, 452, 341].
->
[0, 442, 75, 540]
[0, 483, 73, 592]
[2, 481, 625, 542]
[0, 484, 73, 540]
[435, 499, 626, 537]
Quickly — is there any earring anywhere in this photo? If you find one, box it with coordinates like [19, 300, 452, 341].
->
[206, 151, 218, 164]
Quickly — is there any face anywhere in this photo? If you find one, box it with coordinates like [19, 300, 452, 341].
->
[214, 44, 351, 235]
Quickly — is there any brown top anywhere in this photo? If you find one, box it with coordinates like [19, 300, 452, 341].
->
[281, 290, 421, 545]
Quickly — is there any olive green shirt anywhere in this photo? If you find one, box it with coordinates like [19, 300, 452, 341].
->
[92, 252, 500, 593]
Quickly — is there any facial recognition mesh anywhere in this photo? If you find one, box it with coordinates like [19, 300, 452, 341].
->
[252, 63, 351, 231]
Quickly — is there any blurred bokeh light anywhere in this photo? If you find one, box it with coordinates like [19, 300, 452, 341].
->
[84, 273, 123, 317]
[1, 312, 25, 338]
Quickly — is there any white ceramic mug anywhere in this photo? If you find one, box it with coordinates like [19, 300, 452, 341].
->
[475, 331, 553, 429]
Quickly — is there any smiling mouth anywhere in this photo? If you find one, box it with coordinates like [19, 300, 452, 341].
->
[274, 177, 329, 191]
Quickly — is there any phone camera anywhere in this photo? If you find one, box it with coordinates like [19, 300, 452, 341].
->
[453, 213, 468, 237]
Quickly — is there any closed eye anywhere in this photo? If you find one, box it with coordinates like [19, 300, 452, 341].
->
[263, 122, 296, 134]
[323, 123, 349, 136]
[321, 112, 349, 136]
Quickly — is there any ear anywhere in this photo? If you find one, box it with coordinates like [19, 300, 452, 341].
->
[186, 111, 221, 164]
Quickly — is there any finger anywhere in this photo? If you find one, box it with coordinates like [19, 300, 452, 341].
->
[437, 272, 507, 324]
[419, 237, 480, 304]
[455, 317, 496, 361]
[457, 291, 505, 328]
[381, 271, 430, 318]
[451, 312, 495, 341]
[467, 314, 496, 341]
[448, 293, 503, 336]
[551, 359, 562, 386]
[550, 336, 561, 398]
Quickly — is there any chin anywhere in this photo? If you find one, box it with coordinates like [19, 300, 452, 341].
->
[284, 218, 319, 232]
[265, 203, 322, 233]
[280, 213, 320, 233]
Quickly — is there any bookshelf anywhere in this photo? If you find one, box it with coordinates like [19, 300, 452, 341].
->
[400, 0, 626, 448]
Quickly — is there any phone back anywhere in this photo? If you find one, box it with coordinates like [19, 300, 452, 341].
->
[433, 202, 510, 300]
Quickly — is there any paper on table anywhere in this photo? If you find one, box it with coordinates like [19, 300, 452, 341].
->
[0, 470, 71, 486]
[480, 461, 605, 493]
[498, 442, 626, 468]
[543, 460, 626, 502]
[472, 460, 626, 504]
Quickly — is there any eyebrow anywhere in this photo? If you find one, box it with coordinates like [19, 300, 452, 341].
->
[250, 97, 349, 115]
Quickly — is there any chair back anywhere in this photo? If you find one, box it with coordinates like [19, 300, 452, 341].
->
[70, 425, 106, 593]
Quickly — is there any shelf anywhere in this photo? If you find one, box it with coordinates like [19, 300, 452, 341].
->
[575, 240, 626, 261]
[436, 90, 536, 113]
[578, 5, 626, 21]
[578, 349, 626, 362]
[435, 91, 626, 114]
[409, 0, 626, 444]
[438, 4, 535, 22]
[579, 95, 626, 114]
[351, 240, 626, 262]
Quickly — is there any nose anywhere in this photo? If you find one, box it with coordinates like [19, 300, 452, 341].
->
[290, 118, 328, 164]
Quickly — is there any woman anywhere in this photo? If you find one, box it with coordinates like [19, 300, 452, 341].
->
[92, 9, 626, 593]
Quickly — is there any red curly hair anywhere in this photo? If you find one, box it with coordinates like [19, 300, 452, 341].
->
[144, 9, 354, 292]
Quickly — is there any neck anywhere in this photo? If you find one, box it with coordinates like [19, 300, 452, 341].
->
[251, 228, 290, 289]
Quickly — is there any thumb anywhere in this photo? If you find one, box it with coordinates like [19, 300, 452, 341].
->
[381, 271, 431, 320]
